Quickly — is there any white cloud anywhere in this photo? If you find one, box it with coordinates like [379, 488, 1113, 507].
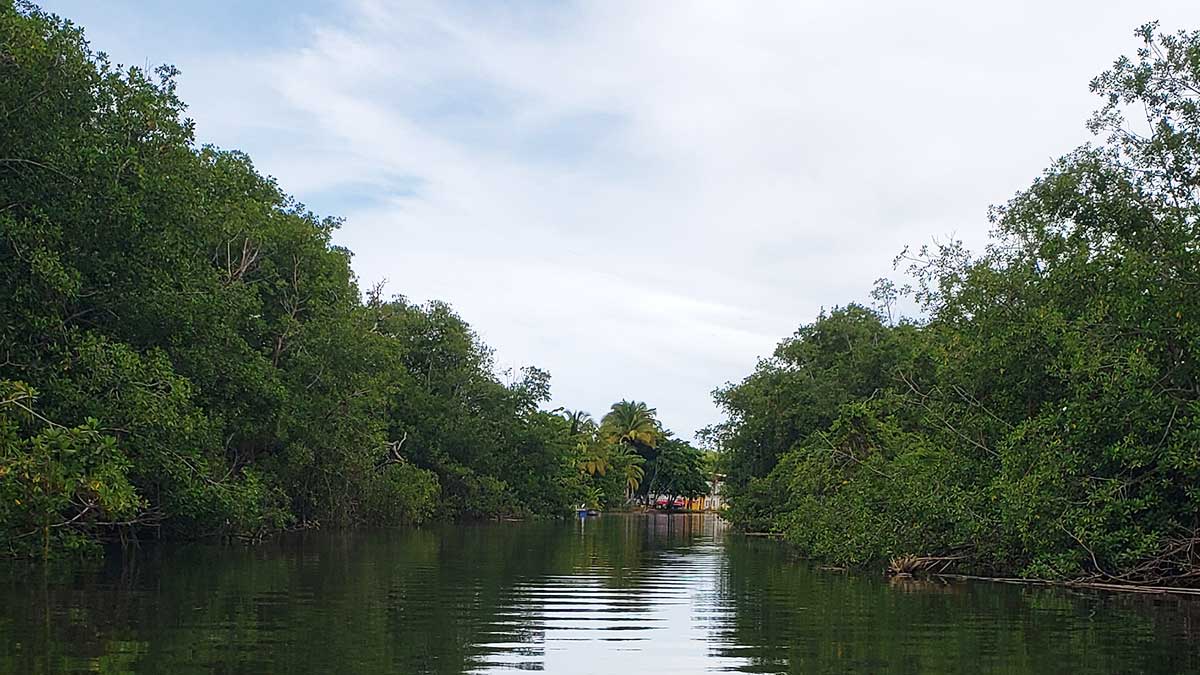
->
[47, 0, 1200, 438]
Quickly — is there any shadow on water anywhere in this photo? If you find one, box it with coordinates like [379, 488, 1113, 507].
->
[1, 514, 1198, 674]
[716, 536, 1200, 674]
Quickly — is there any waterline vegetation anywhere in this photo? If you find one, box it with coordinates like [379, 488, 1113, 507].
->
[0, 2, 709, 558]
[708, 23, 1200, 587]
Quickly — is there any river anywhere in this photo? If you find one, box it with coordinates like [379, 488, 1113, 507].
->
[2, 513, 1197, 673]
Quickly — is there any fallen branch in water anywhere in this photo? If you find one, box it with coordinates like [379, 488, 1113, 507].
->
[933, 573, 1200, 597]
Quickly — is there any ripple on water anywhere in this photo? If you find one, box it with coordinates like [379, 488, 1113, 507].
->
[2, 514, 1199, 674]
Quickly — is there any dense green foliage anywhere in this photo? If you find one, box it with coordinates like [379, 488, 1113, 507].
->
[568, 401, 710, 510]
[711, 24, 1200, 584]
[0, 3, 710, 558]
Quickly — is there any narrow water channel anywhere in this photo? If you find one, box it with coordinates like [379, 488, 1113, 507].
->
[2, 513, 1197, 673]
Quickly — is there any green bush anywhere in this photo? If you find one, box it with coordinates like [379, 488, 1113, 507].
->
[713, 24, 1200, 583]
[0, 381, 142, 557]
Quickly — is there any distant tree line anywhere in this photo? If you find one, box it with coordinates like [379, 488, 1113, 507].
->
[0, 2, 708, 558]
[707, 23, 1200, 584]
[566, 400, 712, 511]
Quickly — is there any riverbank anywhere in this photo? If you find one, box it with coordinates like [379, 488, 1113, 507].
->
[735, 530, 1200, 596]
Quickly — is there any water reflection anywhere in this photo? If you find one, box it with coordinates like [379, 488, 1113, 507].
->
[1, 514, 1198, 673]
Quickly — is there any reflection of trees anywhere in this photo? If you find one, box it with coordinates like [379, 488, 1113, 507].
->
[714, 538, 1200, 673]
[6, 517, 1195, 674]
[0, 514, 725, 673]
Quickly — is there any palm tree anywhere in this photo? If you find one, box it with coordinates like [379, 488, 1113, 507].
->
[560, 409, 595, 437]
[600, 400, 662, 504]
[577, 436, 611, 477]
[577, 441, 645, 504]
[609, 444, 646, 495]
[599, 400, 661, 449]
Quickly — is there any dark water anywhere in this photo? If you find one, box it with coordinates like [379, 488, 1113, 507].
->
[2, 514, 1198, 674]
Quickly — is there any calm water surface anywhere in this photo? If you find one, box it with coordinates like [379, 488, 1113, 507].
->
[2, 514, 1198, 673]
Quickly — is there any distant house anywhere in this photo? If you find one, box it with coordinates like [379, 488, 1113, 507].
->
[685, 473, 725, 512]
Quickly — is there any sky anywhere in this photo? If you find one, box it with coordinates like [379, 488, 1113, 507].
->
[42, 0, 1200, 441]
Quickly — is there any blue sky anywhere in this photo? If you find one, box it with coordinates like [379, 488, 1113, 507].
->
[41, 0, 1200, 439]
